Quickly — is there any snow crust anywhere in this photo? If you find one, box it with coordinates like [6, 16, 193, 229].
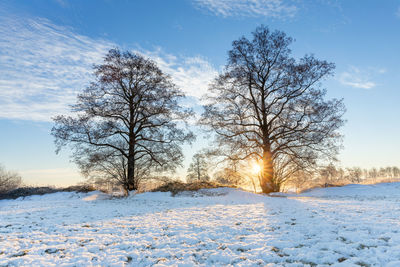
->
[1, 183, 400, 266]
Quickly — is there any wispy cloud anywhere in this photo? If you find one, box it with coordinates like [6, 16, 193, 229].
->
[396, 6, 400, 18]
[54, 0, 69, 8]
[339, 66, 385, 89]
[0, 13, 217, 122]
[194, 0, 297, 18]
[0, 14, 113, 121]
[139, 48, 218, 99]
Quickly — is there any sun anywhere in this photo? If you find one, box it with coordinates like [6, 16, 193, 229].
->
[252, 162, 261, 174]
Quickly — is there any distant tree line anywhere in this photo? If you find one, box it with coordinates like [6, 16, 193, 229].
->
[182, 149, 400, 193]
[286, 164, 400, 193]
[316, 165, 400, 184]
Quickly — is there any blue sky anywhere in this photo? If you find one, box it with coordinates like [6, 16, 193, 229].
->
[0, 0, 399, 186]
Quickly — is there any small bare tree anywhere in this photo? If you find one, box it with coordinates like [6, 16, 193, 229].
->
[319, 163, 340, 186]
[213, 158, 245, 186]
[393, 167, 400, 178]
[346, 167, 363, 183]
[200, 26, 345, 193]
[289, 170, 311, 193]
[186, 152, 210, 182]
[52, 49, 194, 194]
[0, 165, 22, 194]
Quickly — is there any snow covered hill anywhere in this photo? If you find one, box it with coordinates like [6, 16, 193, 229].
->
[1, 183, 400, 266]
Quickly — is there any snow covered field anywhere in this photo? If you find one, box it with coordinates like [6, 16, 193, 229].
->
[1, 183, 400, 266]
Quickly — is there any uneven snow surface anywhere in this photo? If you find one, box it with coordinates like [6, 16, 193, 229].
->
[1, 183, 400, 266]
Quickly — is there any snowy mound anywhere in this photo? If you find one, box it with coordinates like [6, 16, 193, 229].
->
[300, 182, 400, 199]
[83, 191, 113, 201]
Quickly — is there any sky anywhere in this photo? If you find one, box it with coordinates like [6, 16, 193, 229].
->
[0, 0, 399, 186]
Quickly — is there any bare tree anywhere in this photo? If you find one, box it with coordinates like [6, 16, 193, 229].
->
[346, 167, 363, 183]
[369, 168, 378, 180]
[186, 152, 210, 182]
[385, 166, 393, 178]
[52, 49, 194, 194]
[289, 170, 311, 193]
[0, 165, 22, 194]
[319, 163, 340, 186]
[379, 167, 387, 178]
[213, 157, 245, 186]
[200, 26, 345, 193]
[393, 167, 400, 178]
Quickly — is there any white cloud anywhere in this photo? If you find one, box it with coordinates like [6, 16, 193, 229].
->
[0, 13, 217, 121]
[377, 68, 387, 74]
[194, 0, 297, 18]
[54, 0, 68, 8]
[139, 48, 218, 99]
[338, 66, 385, 89]
[0, 14, 113, 121]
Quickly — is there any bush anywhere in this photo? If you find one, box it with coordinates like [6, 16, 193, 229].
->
[0, 184, 96, 200]
[0, 187, 57, 200]
[151, 181, 232, 196]
[0, 165, 22, 194]
[61, 184, 96, 193]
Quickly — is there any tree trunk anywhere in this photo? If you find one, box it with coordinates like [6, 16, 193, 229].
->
[197, 158, 200, 181]
[127, 155, 136, 191]
[127, 126, 136, 190]
[260, 148, 274, 194]
[127, 98, 137, 191]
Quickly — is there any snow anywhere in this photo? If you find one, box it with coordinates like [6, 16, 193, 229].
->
[1, 183, 400, 266]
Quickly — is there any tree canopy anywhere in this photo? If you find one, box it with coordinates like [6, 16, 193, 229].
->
[52, 49, 194, 194]
[200, 26, 345, 193]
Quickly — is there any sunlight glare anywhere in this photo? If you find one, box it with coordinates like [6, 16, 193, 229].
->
[252, 162, 261, 174]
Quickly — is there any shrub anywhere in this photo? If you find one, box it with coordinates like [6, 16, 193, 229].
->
[151, 181, 231, 196]
[0, 165, 22, 194]
[61, 184, 96, 193]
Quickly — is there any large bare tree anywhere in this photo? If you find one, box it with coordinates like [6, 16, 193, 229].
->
[200, 26, 345, 193]
[52, 49, 194, 194]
